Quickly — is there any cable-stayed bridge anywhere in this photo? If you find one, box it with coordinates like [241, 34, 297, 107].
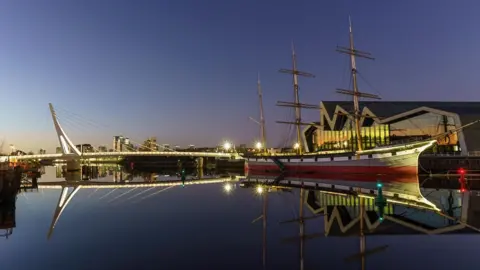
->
[3, 104, 238, 162]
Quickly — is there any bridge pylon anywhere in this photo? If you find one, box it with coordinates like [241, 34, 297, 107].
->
[48, 185, 81, 239]
[49, 103, 81, 157]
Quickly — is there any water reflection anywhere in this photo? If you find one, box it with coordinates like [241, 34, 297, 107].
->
[242, 174, 480, 270]
[53, 163, 219, 182]
[0, 192, 16, 238]
[9, 164, 239, 240]
[3, 164, 480, 269]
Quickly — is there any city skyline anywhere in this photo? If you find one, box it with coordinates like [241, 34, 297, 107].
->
[1, 1, 479, 153]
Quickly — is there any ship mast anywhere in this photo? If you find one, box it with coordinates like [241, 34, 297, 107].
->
[277, 43, 317, 155]
[258, 74, 267, 152]
[291, 44, 303, 154]
[336, 17, 380, 153]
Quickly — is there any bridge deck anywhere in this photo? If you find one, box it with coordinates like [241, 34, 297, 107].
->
[3, 151, 239, 161]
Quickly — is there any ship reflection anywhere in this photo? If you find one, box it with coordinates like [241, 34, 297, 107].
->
[242, 173, 480, 270]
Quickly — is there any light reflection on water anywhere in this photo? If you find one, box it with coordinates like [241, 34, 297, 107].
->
[1, 165, 479, 270]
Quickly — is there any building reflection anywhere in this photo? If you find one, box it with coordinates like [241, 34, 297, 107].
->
[242, 174, 480, 269]
[54, 163, 215, 184]
[55, 164, 125, 181]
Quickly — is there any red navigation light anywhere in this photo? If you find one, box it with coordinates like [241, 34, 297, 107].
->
[458, 171, 467, 193]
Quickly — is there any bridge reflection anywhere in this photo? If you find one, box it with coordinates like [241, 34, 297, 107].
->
[43, 174, 240, 239]
[241, 174, 480, 270]
[53, 163, 217, 183]
[12, 164, 240, 239]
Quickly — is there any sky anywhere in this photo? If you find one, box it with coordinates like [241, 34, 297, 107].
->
[1, 0, 479, 153]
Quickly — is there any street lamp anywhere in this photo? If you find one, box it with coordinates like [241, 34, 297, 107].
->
[223, 141, 232, 151]
[293, 142, 300, 150]
[255, 141, 262, 150]
[256, 186, 264, 194]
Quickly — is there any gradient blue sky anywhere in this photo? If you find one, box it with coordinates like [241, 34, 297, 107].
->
[1, 0, 479, 152]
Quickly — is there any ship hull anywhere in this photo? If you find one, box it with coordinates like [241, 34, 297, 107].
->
[245, 140, 436, 178]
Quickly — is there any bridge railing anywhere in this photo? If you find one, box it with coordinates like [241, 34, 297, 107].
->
[4, 151, 239, 160]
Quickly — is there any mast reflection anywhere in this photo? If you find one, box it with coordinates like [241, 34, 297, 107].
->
[243, 173, 480, 269]
[250, 186, 268, 269]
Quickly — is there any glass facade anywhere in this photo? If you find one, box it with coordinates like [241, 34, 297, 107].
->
[389, 112, 459, 153]
[315, 124, 390, 151]
[312, 111, 461, 153]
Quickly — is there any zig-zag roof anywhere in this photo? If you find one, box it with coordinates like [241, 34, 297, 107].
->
[321, 101, 480, 121]
[318, 101, 480, 152]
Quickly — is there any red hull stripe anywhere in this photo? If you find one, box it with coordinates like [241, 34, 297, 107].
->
[246, 164, 418, 179]
[246, 170, 419, 183]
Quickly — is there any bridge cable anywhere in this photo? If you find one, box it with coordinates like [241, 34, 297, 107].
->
[98, 188, 118, 201]
[123, 186, 159, 202]
[132, 185, 175, 203]
[55, 107, 178, 152]
[55, 106, 109, 129]
[107, 187, 139, 203]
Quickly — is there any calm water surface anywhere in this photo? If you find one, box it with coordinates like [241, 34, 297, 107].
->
[1, 166, 479, 270]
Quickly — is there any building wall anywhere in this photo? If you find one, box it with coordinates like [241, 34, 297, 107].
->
[305, 102, 477, 153]
[458, 114, 480, 154]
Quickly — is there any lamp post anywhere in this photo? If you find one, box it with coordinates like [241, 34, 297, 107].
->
[223, 141, 235, 153]
[293, 142, 300, 154]
[223, 142, 231, 151]
[255, 141, 263, 153]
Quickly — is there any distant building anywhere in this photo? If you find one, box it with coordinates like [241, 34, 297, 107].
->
[161, 144, 170, 151]
[113, 136, 135, 152]
[56, 147, 63, 154]
[98, 145, 108, 152]
[140, 137, 158, 151]
[113, 136, 123, 151]
[12, 150, 27, 156]
[39, 149, 46, 155]
[75, 144, 95, 153]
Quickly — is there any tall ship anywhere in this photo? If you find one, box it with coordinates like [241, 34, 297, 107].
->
[245, 18, 437, 177]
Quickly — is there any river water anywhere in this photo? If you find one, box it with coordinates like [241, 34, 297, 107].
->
[0, 165, 478, 270]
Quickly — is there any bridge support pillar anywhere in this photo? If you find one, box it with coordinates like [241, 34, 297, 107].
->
[196, 157, 204, 179]
[66, 160, 81, 172]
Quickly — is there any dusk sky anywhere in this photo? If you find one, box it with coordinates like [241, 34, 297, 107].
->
[1, 0, 479, 153]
